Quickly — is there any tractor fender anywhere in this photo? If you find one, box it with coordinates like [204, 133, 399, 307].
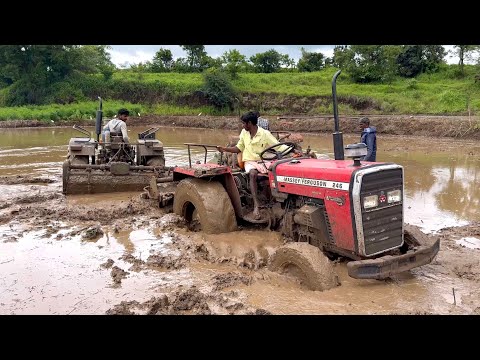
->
[173, 163, 243, 218]
[173, 168, 243, 219]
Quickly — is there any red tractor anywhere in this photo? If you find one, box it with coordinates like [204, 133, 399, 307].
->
[151, 71, 440, 290]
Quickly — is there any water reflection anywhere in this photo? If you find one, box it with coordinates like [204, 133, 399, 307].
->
[1, 126, 479, 229]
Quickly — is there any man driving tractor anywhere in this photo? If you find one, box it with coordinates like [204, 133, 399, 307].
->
[216, 111, 292, 220]
[103, 108, 130, 143]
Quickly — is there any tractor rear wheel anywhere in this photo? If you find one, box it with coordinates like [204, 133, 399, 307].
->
[268, 242, 340, 291]
[173, 178, 237, 234]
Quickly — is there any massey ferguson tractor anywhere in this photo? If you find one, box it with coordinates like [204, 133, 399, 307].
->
[62, 98, 171, 195]
[145, 71, 440, 290]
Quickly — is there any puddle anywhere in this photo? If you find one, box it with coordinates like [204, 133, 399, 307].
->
[0, 224, 193, 315]
[456, 237, 480, 249]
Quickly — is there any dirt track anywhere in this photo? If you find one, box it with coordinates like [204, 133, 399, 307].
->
[1, 174, 480, 315]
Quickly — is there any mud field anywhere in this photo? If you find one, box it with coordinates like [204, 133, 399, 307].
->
[1, 127, 480, 315]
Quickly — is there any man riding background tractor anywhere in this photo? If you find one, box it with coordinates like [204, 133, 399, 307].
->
[62, 98, 169, 195]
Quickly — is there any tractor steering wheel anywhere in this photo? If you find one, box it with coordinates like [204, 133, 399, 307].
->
[260, 142, 296, 161]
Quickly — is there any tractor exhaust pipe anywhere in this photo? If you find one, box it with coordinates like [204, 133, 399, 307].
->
[332, 70, 344, 160]
[95, 96, 103, 142]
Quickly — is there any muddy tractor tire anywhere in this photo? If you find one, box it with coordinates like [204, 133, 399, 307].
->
[268, 242, 340, 291]
[147, 156, 165, 167]
[173, 178, 237, 234]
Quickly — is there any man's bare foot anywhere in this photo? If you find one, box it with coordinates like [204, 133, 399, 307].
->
[253, 207, 261, 220]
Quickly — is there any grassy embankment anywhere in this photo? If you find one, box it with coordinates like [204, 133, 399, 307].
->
[0, 65, 480, 123]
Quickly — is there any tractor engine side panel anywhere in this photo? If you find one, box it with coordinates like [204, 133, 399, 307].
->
[324, 189, 355, 251]
[270, 159, 357, 252]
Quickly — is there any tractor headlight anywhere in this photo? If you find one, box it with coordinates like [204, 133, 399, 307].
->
[363, 195, 378, 209]
[387, 190, 402, 203]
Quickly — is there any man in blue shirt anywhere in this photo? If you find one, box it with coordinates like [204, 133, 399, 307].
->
[359, 117, 377, 162]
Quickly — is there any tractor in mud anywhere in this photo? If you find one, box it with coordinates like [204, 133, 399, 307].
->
[62, 98, 172, 195]
[144, 71, 440, 290]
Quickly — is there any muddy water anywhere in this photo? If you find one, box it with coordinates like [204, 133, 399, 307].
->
[0, 221, 193, 315]
[1, 126, 479, 231]
[1, 126, 480, 314]
[189, 231, 474, 314]
[0, 217, 474, 314]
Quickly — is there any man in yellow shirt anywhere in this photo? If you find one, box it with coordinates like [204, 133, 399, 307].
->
[217, 111, 289, 220]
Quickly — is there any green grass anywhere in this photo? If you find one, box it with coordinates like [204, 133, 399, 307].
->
[0, 101, 227, 122]
[148, 103, 230, 116]
[0, 101, 143, 122]
[2, 64, 480, 119]
[112, 72, 203, 94]
[241, 66, 480, 115]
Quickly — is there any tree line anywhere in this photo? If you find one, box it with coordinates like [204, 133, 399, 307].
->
[133, 45, 480, 80]
[1, 45, 479, 107]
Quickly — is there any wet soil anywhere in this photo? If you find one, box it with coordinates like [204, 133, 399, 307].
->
[2, 128, 480, 314]
[1, 173, 480, 315]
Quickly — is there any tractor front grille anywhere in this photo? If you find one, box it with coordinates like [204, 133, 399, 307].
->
[360, 168, 403, 256]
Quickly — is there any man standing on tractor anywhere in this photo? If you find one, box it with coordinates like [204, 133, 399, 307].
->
[103, 108, 130, 143]
[216, 111, 289, 220]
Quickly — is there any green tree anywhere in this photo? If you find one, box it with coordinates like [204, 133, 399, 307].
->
[0, 45, 114, 105]
[332, 45, 354, 69]
[221, 49, 248, 78]
[172, 58, 190, 73]
[151, 48, 173, 72]
[249, 49, 284, 73]
[202, 56, 223, 70]
[452, 45, 480, 76]
[397, 45, 446, 77]
[180, 45, 209, 72]
[281, 54, 296, 71]
[75, 45, 116, 80]
[332, 45, 402, 83]
[423, 45, 447, 73]
[297, 47, 325, 72]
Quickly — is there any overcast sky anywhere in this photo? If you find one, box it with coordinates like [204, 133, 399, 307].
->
[108, 45, 460, 68]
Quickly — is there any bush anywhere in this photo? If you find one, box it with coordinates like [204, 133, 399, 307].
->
[44, 81, 86, 104]
[406, 78, 418, 90]
[201, 68, 236, 110]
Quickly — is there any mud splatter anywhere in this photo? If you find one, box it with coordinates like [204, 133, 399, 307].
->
[110, 266, 129, 284]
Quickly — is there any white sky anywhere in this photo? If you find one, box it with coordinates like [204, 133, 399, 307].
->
[108, 45, 461, 68]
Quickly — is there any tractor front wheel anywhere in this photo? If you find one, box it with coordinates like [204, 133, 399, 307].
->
[268, 242, 340, 291]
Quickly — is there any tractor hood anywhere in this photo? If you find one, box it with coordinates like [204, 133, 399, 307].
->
[271, 158, 381, 193]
